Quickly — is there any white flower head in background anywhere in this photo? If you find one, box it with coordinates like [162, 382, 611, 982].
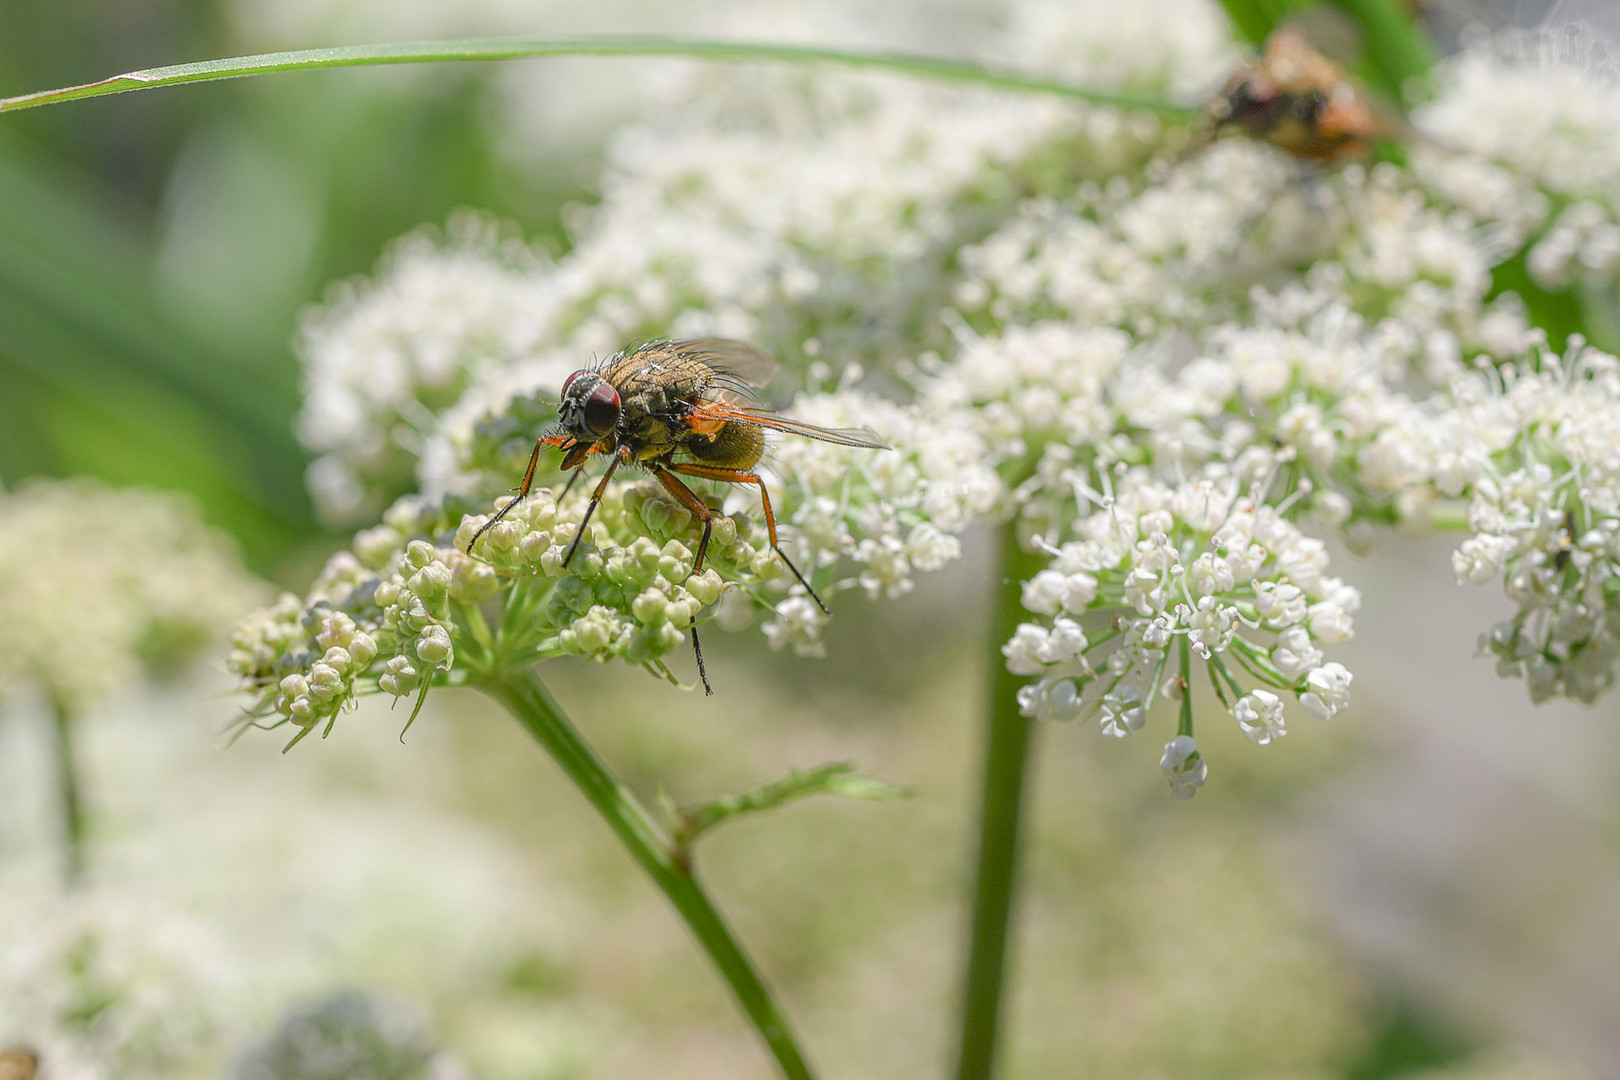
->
[0, 480, 266, 713]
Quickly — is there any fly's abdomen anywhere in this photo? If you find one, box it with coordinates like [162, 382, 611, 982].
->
[685, 420, 765, 471]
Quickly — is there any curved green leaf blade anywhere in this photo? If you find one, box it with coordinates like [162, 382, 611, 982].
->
[0, 35, 1193, 117]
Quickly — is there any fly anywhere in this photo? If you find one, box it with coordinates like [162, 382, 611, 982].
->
[467, 339, 889, 694]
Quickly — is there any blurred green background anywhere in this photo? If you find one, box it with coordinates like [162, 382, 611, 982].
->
[0, 0, 583, 569]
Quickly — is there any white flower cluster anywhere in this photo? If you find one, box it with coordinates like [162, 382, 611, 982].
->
[0, 480, 265, 712]
[0, 892, 242, 1080]
[254, 5, 1620, 783]
[1002, 472, 1358, 796]
[1445, 346, 1620, 703]
[1413, 29, 1620, 291]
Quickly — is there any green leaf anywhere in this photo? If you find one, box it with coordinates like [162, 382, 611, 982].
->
[670, 762, 909, 846]
[1324, 0, 1436, 99]
[0, 35, 1192, 118]
[1216, 0, 1435, 101]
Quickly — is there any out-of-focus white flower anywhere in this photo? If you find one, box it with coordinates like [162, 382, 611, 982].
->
[0, 480, 265, 713]
[0, 892, 244, 1080]
[1234, 689, 1286, 745]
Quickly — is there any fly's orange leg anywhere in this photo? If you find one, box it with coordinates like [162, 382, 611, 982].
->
[667, 462, 829, 616]
[651, 464, 716, 696]
[467, 434, 581, 553]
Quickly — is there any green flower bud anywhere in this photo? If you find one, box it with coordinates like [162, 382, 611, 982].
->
[348, 631, 379, 667]
[632, 586, 671, 625]
[571, 548, 605, 582]
[750, 549, 784, 580]
[519, 530, 553, 564]
[287, 697, 317, 727]
[379, 655, 419, 696]
[406, 539, 436, 570]
[307, 663, 345, 703]
[685, 569, 725, 606]
[625, 620, 685, 663]
[353, 524, 403, 569]
[563, 607, 618, 655]
[279, 673, 311, 701]
[449, 555, 500, 601]
[409, 560, 453, 598]
[416, 625, 453, 665]
[708, 516, 739, 549]
[315, 613, 356, 652]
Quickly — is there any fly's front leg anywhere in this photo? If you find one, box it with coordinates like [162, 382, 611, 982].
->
[467, 434, 579, 553]
[667, 462, 828, 614]
[562, 446, 629, 568]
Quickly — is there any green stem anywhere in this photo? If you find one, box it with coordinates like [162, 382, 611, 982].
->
[1325, 0, 1436, 98]
[0, 36, 1193, 117]
[481, 667, 815, 1080]
[955, 519, 1049, 1080]
[50, 698, 85, 888]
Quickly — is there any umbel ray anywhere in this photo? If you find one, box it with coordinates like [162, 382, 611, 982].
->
[468, 338, 889, 693]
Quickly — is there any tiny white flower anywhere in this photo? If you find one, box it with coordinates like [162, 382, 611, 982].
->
[1233, 689, 1286, 745]
[1298, 662, 1353, 720]
[1003, 623, 1053, 676]
[1306, 602, 1354, 645]
[1272, 625, 1324, 680]
[1098, 685, 1146, 738]
[1254, 581, 1307, 627]
[1017, 678, 1086, 723]
[1159, 735, 1207, 799]
[1021, 569, 1070, 615]
[763, 595, 828, 658]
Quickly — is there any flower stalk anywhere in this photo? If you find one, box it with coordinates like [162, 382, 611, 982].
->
[50, 698, 86, 888]
[954, 519, 1049, 1080]
[480, 666, 815, 1080]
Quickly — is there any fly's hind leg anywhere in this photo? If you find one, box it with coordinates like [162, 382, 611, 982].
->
[650, 465, 716, 696]
[666, 462, 829, 615]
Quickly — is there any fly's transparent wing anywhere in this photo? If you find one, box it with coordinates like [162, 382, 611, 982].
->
[687, 402, 889, 449]
[678, 339, 780, 391]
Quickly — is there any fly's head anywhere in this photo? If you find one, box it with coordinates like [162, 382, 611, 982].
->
[558, 370, 622, 445]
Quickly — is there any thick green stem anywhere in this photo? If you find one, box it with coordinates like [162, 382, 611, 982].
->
[481, 667, 815, 1080]
[955, 520, 1049, 1080]
[50, 698, 85, 888]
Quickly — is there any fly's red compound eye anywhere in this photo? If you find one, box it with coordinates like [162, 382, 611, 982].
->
[582, 383, 621, 436]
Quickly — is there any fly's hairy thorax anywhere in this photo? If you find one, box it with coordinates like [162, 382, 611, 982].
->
[601, 345, 762, 466]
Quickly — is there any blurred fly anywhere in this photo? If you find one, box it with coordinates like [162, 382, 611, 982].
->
[1191, 27, 1405, 163]
[467, 339, 888, 693]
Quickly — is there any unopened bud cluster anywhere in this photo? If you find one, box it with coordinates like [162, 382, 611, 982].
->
[228, 530, 476, 740]
[455, 481, 745, 668]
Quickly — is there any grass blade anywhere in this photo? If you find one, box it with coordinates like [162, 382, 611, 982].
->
[0, 35, 1193, 117]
